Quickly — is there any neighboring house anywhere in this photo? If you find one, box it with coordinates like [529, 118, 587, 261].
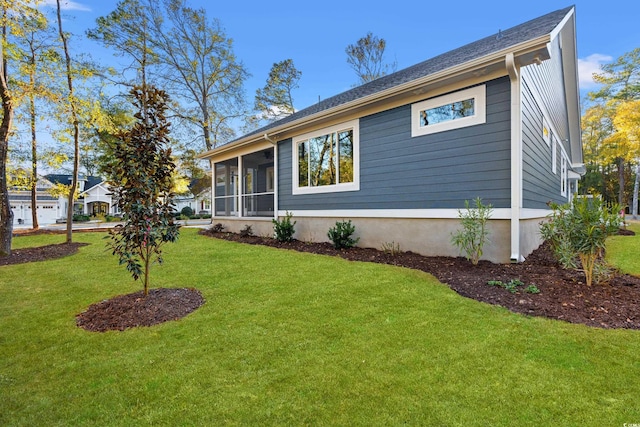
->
[174, 178, 212, 215]
[199, 7, 583, 263]
[45, 174, 115, 217]
[9, 176, 63, 226]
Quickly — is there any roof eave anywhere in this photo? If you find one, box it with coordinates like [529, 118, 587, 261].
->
[199, 35, 553, 160]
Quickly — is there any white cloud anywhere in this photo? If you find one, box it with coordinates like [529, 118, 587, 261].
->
[578, 54, 612, 89]
[40, 0, 91, 12]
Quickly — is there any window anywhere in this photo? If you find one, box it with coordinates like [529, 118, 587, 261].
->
[552, 135, 557, 174]
[561, 155, 568, 197]
[542, 117, 551, 146]
[293, 120, 359, 195]
[411, 85, 486, 137]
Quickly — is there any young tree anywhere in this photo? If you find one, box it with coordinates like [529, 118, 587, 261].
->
[254, 59, 300, 123]
[105, 85, 180, 296]
[346, 32, 396, 85]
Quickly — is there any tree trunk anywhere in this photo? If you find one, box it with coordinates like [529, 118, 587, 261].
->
[633, 161, 640, 220]
[0, 110, 13, 256]
[57, 0, 79, 244]
[30, 94, 39, 230]
[0, 12, 14, 257]
[618, 158, 625, 208]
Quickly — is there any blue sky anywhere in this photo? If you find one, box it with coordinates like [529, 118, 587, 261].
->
[49, 0, 639, 112]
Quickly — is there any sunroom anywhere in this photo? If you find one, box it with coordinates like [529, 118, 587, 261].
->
[213, 147, 275, 218]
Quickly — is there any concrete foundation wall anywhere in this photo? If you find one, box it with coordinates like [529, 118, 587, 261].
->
[211, 216, 513, 263]
[520, 217, 545, 260]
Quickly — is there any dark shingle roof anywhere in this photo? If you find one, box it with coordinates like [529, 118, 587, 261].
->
[45, 174, 104, 191]
[239, 6, 572, 142]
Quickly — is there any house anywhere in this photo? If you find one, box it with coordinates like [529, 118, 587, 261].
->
[45, 174, 116, 218]
[9, 176, 63, 226]
[173, 177, 212, 215]
[199, 6, 582, 263]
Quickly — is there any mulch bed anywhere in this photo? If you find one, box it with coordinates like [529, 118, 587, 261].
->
[0, 242, 88, 266]
[200, 228, 640, 330]
[76, 288, 205, 332]
[4, 227, 639, 331]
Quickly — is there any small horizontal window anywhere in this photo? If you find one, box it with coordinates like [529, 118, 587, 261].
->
[411, 85, 486, 137]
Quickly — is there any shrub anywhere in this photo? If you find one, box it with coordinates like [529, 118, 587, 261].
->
[181, 206, 194, 217]
[328, 220, 359, 249]
[240, 224, 253, 237]
[539, 197, 620, 286]
[451, 197, 493, 265]
[273, 211, 296, 242]
[211, 223, 225, 233]
[72, 213, 90, 222]
[381, 241, 401, 256]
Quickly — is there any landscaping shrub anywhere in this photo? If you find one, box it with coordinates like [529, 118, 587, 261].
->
[539, 197, 620, 286]
[273, 211, 296, 242]
[240, 224, 253, 237]
[72, 213, 90, 222]
[181, 206, 194, 217]
[211, 223, 225, 233]
[451, 197, 493, 265]
[328, 220, 359, 249]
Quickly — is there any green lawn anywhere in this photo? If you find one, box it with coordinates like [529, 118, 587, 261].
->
[1, 228, 639, 426]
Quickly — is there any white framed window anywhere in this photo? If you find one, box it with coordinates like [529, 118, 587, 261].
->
[561, 154, 568, 197]
[292, 119, 360, 195]
[552, 135, 557, 174]
[411, 85, 486, 137]
[542, 117, 551, 146]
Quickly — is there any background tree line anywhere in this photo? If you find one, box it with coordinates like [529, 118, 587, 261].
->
[0, 0, 429, 256]
[581, 48, 640, 218]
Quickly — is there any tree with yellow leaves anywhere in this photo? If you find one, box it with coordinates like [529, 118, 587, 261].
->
[613, 100, 640, 218]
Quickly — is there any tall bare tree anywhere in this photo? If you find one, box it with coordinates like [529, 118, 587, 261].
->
[254, 59, 300, 123]
[346, 32, 396, 85]
[56, 0, 80, 243]
[149, 0, 248, 150]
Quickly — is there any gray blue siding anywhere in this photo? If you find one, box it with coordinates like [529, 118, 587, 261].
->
[521, 36, 571, 209]
[278, 77, 511, 211]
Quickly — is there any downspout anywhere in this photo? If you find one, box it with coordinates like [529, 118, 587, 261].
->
[506, 53, 523, 262]
[265, 134, 278, 220]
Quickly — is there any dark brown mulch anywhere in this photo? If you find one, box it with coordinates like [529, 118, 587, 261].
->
[76, 288, 205, 332]
[200, 229, 640, 330]
[0, 242, 88, 266]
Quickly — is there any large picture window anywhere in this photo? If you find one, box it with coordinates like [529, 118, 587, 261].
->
[293, 120, 359, 195]
[411, 85, 486, 137]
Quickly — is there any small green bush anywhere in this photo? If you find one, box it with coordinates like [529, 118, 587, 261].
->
[72, 213, 90, 222]
[240, 225, 253, 237]
[328, 220, 359, 249]
[540, 197, 620, 286]
[451, 197, 493, 265]
[381, 241, 401, 256]
[487, 279, 539, 294]
[273, 211, 296, 242]
[211, 223, 225, 233]
[181, 206, 194, 217]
